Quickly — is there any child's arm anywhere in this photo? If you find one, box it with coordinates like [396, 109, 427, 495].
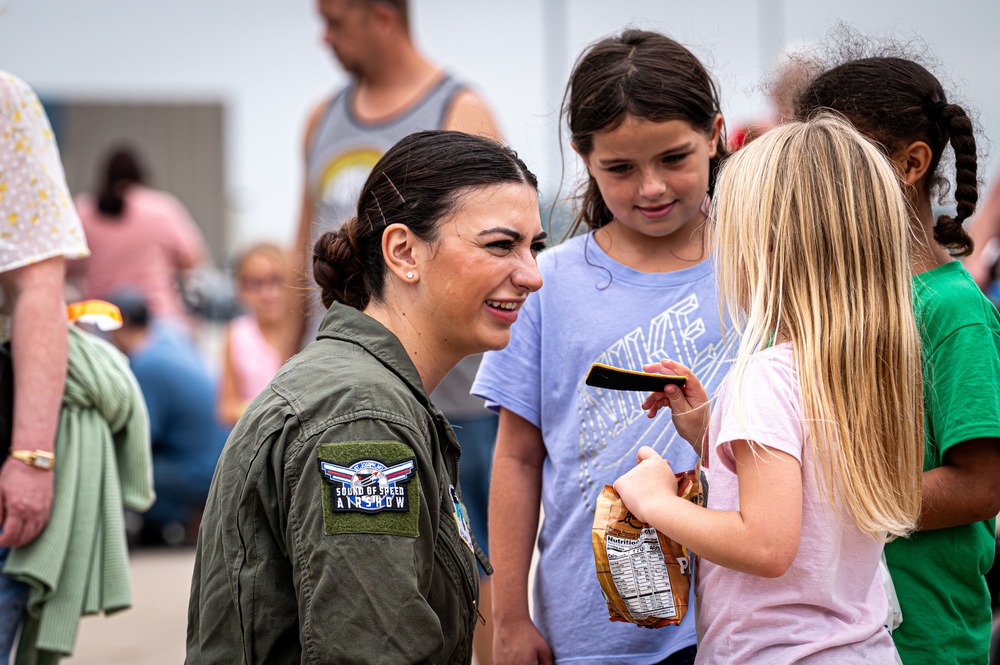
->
[614, 444, 802, 578]
[914, 322, 1000, 530]
[490, 408, 554, 665]
[217, 326, 246, 427]
[640, 359, 710, 455]
[918, 437, 1000, 530]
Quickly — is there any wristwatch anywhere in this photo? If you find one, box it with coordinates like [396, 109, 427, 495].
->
[8, 449, 55, 470]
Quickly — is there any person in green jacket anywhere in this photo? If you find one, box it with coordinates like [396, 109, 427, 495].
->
[186, 130, 545, 665]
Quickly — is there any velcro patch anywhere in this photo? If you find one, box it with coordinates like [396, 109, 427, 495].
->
[317, 441, 420, 537]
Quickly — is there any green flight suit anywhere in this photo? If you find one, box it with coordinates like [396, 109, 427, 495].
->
[186, 302, 486, 664]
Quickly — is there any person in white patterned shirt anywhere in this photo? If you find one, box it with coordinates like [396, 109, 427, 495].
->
[0, 71, 90, 659]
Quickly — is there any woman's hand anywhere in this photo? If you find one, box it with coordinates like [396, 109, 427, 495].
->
[613, 446, 678, 525]
[641, 360, 710, 450]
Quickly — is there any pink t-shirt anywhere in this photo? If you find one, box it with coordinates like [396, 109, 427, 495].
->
[72, 185, 204, 320]
[695, 343, 898, 664]
[228, 314, 283, 403]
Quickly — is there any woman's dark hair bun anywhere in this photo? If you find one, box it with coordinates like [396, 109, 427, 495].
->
[313, 220, 368, 310]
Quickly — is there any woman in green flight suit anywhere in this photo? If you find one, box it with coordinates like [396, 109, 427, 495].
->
[186, 130, 546, 665]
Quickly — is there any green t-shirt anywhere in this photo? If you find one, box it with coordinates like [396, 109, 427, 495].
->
[885, 261, 1000, 665]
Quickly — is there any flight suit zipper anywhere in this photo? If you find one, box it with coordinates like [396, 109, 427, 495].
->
[439, 516, 481, 628]
[439, 416, 489, 629]
[448, 446, 483, 626]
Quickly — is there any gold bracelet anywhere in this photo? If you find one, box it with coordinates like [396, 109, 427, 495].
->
[8, 449, 55, 470]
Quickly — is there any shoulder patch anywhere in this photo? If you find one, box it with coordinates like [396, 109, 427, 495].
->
[317, 441, 420, 537]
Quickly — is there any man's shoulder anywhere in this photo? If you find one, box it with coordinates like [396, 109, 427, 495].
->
[307, 91, 340, 124]
[440, 85, 500, 141]
[302, 90, 343, 148]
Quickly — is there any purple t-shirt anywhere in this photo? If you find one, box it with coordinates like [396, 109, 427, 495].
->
[474, 233, 733, 664]
[697, 343, 898, 664]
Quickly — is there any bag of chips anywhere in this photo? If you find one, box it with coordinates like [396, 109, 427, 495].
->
[592, 470, 699, 628]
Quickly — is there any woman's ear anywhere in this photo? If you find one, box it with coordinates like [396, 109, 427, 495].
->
[893, 141, 934, 188]
[381, 223, 418, 282]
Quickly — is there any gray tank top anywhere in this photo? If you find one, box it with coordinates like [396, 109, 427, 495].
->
[306, 74, 465, 245]
[304, 74, 488, 418]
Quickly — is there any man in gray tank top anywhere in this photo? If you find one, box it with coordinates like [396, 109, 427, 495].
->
[292, 3, 503, 662]
[295, 0, 501, 256]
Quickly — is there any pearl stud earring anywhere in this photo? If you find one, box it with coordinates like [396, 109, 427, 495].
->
[406, 271, 414, 280]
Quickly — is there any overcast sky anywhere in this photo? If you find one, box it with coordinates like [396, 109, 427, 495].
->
[2, 0, 997, 247]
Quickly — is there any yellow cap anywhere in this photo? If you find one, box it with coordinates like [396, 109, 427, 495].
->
[66, 300, 123, 331]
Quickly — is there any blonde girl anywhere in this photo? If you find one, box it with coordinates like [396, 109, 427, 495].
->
[796, 55, 1000, 665]
[218, 242, 297, 426]
[615, 116, 924, 664]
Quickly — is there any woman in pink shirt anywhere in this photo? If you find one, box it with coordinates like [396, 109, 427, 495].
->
[218, 242, 297, 426]
[71, 147, 205, 324]
[615, 117, 922, 663]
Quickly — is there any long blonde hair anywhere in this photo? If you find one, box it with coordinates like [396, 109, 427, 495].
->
[713, 115, 923, 540]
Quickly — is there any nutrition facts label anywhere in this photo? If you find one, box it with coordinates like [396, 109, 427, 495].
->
[606, 527, 677, 620]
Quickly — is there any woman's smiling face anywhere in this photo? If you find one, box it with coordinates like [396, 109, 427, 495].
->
[412, 182, 546, 358]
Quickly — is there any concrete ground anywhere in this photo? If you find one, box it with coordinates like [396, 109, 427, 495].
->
[66, 548, 193, 665]
[63, 545, 502, 665]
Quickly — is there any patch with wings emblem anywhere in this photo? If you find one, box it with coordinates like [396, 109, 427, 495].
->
[319, 457, 416, 513]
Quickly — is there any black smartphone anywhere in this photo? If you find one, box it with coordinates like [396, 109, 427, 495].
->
[584, 362, 686, 392]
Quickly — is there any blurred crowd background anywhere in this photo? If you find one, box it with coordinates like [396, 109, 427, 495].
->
[4, 0, 1000, 569]
[2, 1, 999, 661]
[3, 0, 999, 260]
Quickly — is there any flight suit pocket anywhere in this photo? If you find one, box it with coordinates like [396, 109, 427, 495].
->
[432, 517, 479, 662]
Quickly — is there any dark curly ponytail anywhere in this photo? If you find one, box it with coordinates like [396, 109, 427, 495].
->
[795, 56, 977, 256]
[312, 130, 538, 311]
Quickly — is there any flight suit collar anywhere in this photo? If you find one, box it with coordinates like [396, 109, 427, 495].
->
[315, 301, 431, 408]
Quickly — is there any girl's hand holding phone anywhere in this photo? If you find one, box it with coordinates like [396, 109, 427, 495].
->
[641, 359, 710, 453]
[613, 446, 678, 524]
